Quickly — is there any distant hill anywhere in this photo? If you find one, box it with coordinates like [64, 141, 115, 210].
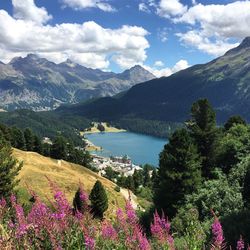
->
[0, 54, 155, 111]
[14, 148, 136, 218]
[57, 37, 250, 124]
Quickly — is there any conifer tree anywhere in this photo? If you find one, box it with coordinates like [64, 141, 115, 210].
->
[50, 136, 67, 160]
[187, 99, 218, 178]
[33, 135, 42, 154]
[0, 134, 23, 199]
[89, 180, 108, 219]
[24, 128, 34, 151]
[73, 187, 87, 214]
[10, 127, 26, 150]
[154, 128, 202, 218]
[224, 115, 247, 131]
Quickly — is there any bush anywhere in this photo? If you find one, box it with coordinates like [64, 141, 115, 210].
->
[114, 186, 120, 192]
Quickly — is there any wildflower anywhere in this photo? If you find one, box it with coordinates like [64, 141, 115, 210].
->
[10, 194, 29, 238]
[101, 221, 117, 240]
[151, 211, 174, 249]
[237, 236, 244, 250]
[211, 217, 224, 249]
[125, 201, 137, 224]
[85, 235, 95, 250]
[137, 230, 151, 250]
[0, 198, 6, 208]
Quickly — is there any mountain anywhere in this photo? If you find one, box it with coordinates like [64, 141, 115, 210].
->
[0, 54, 155, 111]
[57, 37, 250, 124]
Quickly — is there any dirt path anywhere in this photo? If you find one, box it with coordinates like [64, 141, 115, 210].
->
[120, 188, 138, 209]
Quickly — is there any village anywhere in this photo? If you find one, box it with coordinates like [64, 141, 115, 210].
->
[92, 154, 142, 177]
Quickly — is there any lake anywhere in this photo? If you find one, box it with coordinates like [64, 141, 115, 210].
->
[86, 132, 168, 166]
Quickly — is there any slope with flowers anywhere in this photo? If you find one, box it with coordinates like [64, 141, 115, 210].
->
[12, 148, 136, 218]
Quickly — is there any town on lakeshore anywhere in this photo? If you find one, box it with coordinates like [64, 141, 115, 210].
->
[92, 154, 142, 177]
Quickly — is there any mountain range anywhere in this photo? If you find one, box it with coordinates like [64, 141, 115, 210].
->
[0, 54, 155, 111]
[57, 37, 250, 124]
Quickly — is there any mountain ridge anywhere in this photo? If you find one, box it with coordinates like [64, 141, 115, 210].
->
[0, 55, 155, 111]
[56, 37, 250, 124]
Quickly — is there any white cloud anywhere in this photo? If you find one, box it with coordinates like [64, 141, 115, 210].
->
[0, 2, 149, 70]
[12, 0, 52, 25]
[139, 3, 151, 13]
[174, 1, 250, 56]
[171, 59, 189, 72]
[61, 0, 116, 12]
[154, 60, 164, 67]
[177, 31, 239, 56]
[176, 2, 250, 38]
[144, 59, 190, 78]
[157, 0, 187, 18]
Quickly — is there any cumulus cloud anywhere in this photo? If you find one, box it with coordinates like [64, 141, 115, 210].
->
[12, 0, 52, 25]
[61, 0, 116, 12]
[174, 1, 250, 56]
[0, 2, 149, 69]
[145, 59, 190, 78]
[177, 31, 239, 56]
[157, 0, 187, 18]
[176, 2, 250, 38]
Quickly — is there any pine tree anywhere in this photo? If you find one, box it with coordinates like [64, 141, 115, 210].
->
[0, 134, 23, 199]
[73, 187, 87, 214]
[187, 99, 218, 178]
[154, 128, 202, 218]
[0, 124, 11, 142]
[224, 115, 247, 131]
[133, 169, 143, 190]
[89, 180, 108, 219]
[10, 127, 26, 150]
[125, 175, 135, 192]
[33, 135, 42, 154]
[24, 128, 34, 151]
[50, 136, 67, 160]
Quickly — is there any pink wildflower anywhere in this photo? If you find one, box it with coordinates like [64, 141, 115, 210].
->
[237, 236, 244, 250]
[211, 217, 224, 249]
[85, 235, 95, 250]
[10, 194, 29, 238]
[151, 211, 174, 249]
[101, 221, 117, 240]
[0, 198, 6, 208]
[125, 201, 137, 224]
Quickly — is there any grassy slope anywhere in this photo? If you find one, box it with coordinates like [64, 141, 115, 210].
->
[13, 149, 131, 218]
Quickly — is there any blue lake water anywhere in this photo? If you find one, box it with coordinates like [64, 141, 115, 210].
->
[86, 132, 168, 166]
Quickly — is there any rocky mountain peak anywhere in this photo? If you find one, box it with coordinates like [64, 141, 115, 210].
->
[239, 37, 250, 49]
[225, 37, 250, 56]
[26, 53, 40, 60]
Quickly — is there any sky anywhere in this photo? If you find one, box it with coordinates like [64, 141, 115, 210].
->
[0, 0, 249, 77]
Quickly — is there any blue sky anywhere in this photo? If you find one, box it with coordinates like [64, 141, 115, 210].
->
[0, 0, 249, 76]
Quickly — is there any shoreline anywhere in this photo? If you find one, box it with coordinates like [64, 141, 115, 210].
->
[80, 122, 126, 136]
[81, 122, 126, 151]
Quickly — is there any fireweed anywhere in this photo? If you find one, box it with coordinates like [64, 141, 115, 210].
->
[0, 182, 248, 249]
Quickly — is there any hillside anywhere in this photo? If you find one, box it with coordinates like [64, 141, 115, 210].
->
[0, 54, 155, 111]
[57, 37, 250, 124]
[13, 148, 137, 217]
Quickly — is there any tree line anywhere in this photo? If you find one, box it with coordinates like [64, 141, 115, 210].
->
[0, 124, 94, 171]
